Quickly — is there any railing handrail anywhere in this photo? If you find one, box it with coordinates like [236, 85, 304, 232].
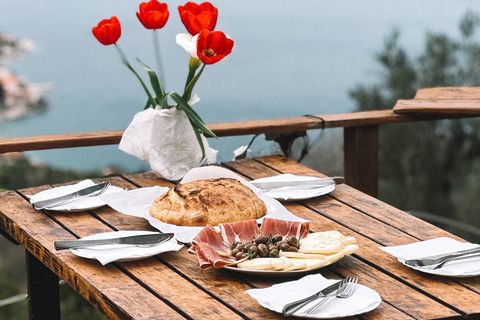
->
[0, 109, 478, 153]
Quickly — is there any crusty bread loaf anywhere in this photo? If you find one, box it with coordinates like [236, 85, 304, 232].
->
[149, 178, 267, 226]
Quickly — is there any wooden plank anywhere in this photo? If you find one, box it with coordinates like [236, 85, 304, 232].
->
[414, 87, 480, 100]
[0, 187, 186, 320]
[343, 125, 378, 197]
[394, 99, 480, 114]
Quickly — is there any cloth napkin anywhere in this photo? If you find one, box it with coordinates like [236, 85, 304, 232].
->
[100, 166, 308, 243]
[250, 174, 335, 201]
[72, 230, 183, 265]
[380, 237, 480, 276]
[245, 274, 381, 318]
[27, 179, 123, 212]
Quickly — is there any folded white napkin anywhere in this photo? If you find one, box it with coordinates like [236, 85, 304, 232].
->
[27, 179, 123, 212]
[380, 237, 480, 276]
[72, 230, 183, 265]
[250, 174, 335, 201]
[245, 274, 381, 318]
[100, 167, 308, 243]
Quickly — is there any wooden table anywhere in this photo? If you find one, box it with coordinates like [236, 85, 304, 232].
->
[1, 155, 479, 320]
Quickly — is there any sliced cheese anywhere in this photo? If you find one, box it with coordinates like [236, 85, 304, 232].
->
[236, 257, 286, 270]
[299, 238, 344, 254]
[298, 258, 329, 270]
[341, 244, 359, 255]
[281, 258, 307, 271]
[342, 236, 357, 245]
[280, 251, 327, 260]
[324, 252, 344, 265]
[302, 231, 346, 242]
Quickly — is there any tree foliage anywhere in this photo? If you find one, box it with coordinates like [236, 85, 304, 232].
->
[349, 10, 480, 241]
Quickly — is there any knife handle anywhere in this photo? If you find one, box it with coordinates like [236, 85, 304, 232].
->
[283, 291, 322, 316]
[54, 239, 115, 250]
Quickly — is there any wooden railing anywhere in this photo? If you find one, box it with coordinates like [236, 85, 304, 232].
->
[1, 87, 480, 197]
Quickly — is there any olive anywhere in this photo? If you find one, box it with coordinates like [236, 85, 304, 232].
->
[273, 234, 283, 242]
[268, 245, 278, 252]
[236, 244, 245, 251]
[243, 244, 252, 253]
[231, 248, 239, 256]
[249, 245, 258, 254]
[279, 243, 290, 252]
[234, 251, 244, 260]
[231, 241, 240, 248]
[287, 236, 299, 248]
[254, 235, 268, 244]
[242, 252, 249, 258]
[276, 240, 286, 248]
[269, 249, 279, 258]
[257, 244, 268, 257]
[289, 247, 299, 252]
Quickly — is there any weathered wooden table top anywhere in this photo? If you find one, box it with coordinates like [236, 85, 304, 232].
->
[1, 155, 479, 320]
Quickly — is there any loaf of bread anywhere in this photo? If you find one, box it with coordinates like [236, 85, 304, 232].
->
[149, 178, 267, 226]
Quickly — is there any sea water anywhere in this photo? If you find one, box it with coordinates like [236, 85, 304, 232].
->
[0, 0, 475, 172]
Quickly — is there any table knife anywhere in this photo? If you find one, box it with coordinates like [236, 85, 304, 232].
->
[54, 232, 174, 250]
[32, 182, 110, 210]
[404, 246, 480, 267]
[282, 280, 342, 316]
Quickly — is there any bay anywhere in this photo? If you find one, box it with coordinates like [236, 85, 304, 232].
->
[0, 0, 476, 172]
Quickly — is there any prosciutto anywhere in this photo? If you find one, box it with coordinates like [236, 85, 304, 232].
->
[195, 242, 238, 269]
[189, 218, 310, 269]
[219, 219, 259, 245]
[259, 218, 310, 240]
[189, 224, 230, 256]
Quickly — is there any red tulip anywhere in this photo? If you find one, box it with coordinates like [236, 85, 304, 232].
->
[178, 2, 218, 36]
[137, 0, 169, 30]
[92, 16, 121, 46]
[196, 29, 234, 65]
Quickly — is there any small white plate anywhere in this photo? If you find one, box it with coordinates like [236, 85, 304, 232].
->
[28, 180, 122, 212]
[262, 184, 335, 201]
[71, 230, 183, 264]
[380, 237, 480, 277]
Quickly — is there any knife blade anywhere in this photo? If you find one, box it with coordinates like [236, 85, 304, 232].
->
[32, 182, 110, 210]
[282, 279, 343, 316]
[404, 246, 480, 267]
[54, 232, 174, 250]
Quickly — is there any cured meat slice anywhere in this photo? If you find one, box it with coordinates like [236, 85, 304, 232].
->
[219, 219, 259, 245]
[189, 224, 230, 256]
[196, 242, 238, 269]
[259, 218, 310, 240]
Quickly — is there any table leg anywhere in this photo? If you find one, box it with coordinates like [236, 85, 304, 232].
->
[26, 251, 60, 320]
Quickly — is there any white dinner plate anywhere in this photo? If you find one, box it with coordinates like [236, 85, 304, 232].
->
[223, 260, 336, 277]
[246, 276, 381, 319]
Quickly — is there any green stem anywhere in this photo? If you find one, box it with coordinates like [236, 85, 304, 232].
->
[152, 29, 166, 90]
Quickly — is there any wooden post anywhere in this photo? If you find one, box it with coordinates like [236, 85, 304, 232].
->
[344, 125, 379, 197]
[26, 251, 60, 320]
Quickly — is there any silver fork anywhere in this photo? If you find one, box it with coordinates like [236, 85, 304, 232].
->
[305, 277, 358, 315]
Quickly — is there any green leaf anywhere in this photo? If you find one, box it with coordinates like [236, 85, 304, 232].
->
[137, 58, 164, 100]
[169, 92, 216, 138]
